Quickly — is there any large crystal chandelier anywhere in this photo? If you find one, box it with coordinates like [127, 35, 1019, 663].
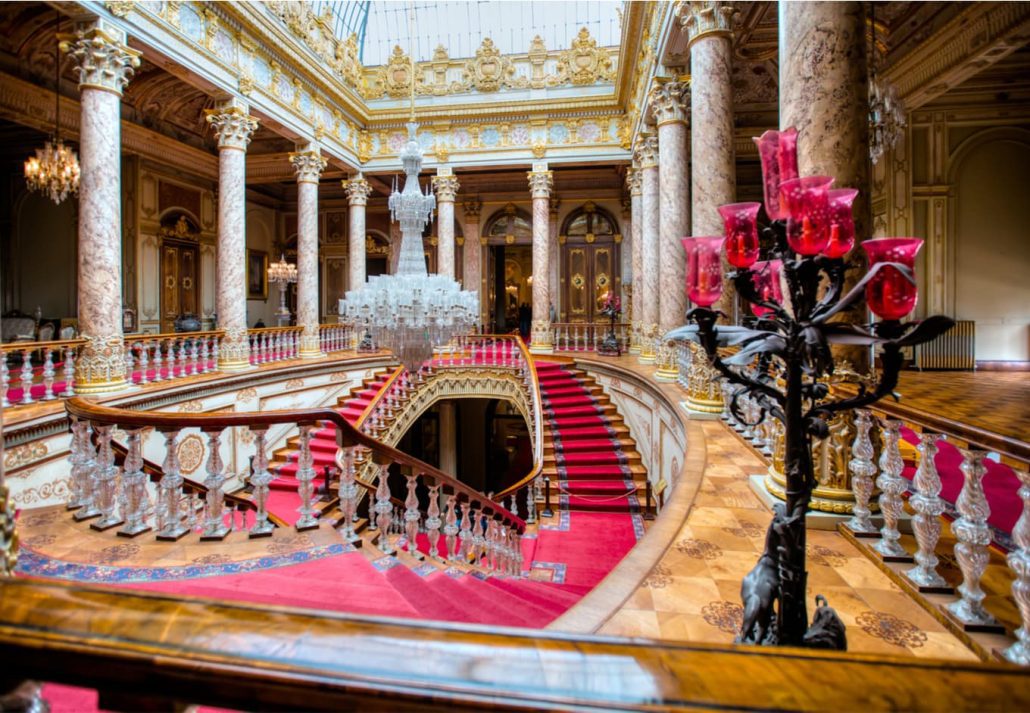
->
[339, 121, 478, 370]
[868, 8, 905, 165]
[25, 16, 80, 204]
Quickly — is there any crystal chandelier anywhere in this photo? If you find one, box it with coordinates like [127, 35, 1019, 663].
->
[25, 16, 80, 205]
[267, 254, 298, 325]
[868, 9, 905, 165]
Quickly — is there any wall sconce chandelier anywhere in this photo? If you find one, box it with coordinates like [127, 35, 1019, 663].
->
[868, 6, 906, 165]
[24, 16, 80, 205]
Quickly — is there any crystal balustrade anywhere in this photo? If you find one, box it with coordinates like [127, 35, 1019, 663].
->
[551, 322, 631, 353]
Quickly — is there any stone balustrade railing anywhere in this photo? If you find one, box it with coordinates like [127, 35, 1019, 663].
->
[552, 322, 631, 353]
[124, 330, 224, 386]
[0, 337, 86, 406]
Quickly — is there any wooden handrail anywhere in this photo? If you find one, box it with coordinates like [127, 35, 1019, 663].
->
[489, 334, 544, 500]
[65, 397, 524, 533]
[0, 337, 86, 353]
[247, 326, 303, 335]
[124, 330, 224, 341]
[354, 364, 404, 429]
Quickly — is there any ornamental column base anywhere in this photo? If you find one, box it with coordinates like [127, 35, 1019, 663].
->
[653, 341, 679, 382]
[529, 320, 554, 354]
[638, 324, 657, 364]
[73, 334, 130, 395]
[684, 342, 724, 413]
[299, 333, 324, 359]
[217, 328, 252, 372]
[628, 321, 642, 355]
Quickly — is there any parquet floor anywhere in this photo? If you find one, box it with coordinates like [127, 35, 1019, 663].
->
[892, 370, 1030, 443]
[598, 422, 980, 660]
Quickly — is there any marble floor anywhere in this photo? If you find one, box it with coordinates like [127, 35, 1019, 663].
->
[597, 421, 980, 661]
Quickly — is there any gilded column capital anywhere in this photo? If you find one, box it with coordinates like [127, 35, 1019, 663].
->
[648, 78, 691, 127]
[626, 167, 643, 196]
[344, 175, 373, 206]
[527, 170, 553, 199]
[633, 133, 659, 169]
[59, 18, 141, 96]
[462, 198, 482, 218]
[205, 101, 258, 151]
[678, 1, 738, 48]
[431, 175, 460, 202]
[289, 149, 327, 184]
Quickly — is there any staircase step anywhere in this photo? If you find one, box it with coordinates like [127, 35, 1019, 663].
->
[383, 564, 471, 622]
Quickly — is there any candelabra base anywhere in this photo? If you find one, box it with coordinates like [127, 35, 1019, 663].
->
[679, 401, 722, 420]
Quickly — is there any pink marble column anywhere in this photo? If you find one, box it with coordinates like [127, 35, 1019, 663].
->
[780, 0, 870, 367]
[626, 167, 644, 353]
[649, 79, 690, 378]
[344, 174, 373, 291]
[681, 2, 737, 319]
[291, 145, 327, 358]
[636, 134, 660, 364]
[61, 19, 140, 393]
[527, 169, 554, 353]
[432, 173, 460, 279]
[549, 198, 561, 320]
[462, 199, 483, 324]
[206, 99, 258, 370]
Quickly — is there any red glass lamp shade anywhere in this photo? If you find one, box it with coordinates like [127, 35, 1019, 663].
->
[781, 176, 834, 255]
[753, 127, 799, 221]
[749, 260, 784, 317]
[718, 202, 762, 268]
[682, 236, 725, 308]
[824, 188, 859, 258]
[862, 238, 923, 321]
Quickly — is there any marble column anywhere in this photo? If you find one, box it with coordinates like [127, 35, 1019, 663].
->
[344, 174, 373, 291]
[681, 2, 737, 319]
[438, 401, 457, 477]
[636, 134, 660, 364]
[206, 98, 258, 371]
[548, 198, 560, 321]
[431, 172, 460, 279]
[780, 1, 870, 367]
[290, 144, 327, 358]
[626, 167, 643, 353]
[61, 19, 140, 393]
[527, 168, 554, 353]
[462, 199, 483, 324]
[649, 79, 690, 379]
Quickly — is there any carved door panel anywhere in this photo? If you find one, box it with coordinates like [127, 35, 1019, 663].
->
[561, 243, 618, 323]
[160, 241, 199, 332]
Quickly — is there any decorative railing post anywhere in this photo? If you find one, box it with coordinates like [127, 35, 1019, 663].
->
[425, 483, 442, 559]
[66, 417, 89, 511]
[19, 350, 34, 405]
[117, 427, 151, 537]
[295, 424, 319, 531]
[156, 430, 189, 540]
[337, 446, 360, 544]
[947, 448, 1001, 630]
[443, 495, 459, 560]
[1003, 466, 1030, 664]
[404, 473, 421, 557]
[374, 464, 394, 554]
[905, 432, 950, 591]
[72, 422, 102, 522]
[843, 409, 878, 536]
[90, 425, 123, 531]
[248, 429, 275, 538]
[873, 418, 911, 561]
[200, 429, 229, 541]
[458, 500, 472, 561]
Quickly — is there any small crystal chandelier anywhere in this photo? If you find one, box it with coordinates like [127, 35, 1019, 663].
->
[25, 16, 80, 205]
[267, 254, 298, 326]
[339, 4, 477, 371]
[868, 7, 905, 165]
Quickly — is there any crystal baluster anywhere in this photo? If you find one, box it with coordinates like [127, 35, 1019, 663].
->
[425, 483, 442, 559]
[508, 494, 519, 519]
[73, 420, 102, 521]
[189, 338, 199, 374]
[471, 508, 486, 565]
[511, 529, 523, 576]
[118, 428, 151, 536]
[443, 495, 458, 560]
[525, 486, 537, 524]
[200, 429, 230, 540]
[41, 348, 56, 400]
[137, 342, 149, 385]
[294, 424, 319, 531]
[90, 424, 123, 530]
[156, 430, 189, 539]
[905, 432, 949, 590]
[66, 417, 88, 510]
[1003, 466, 1030, 664]
[19, 349, 34, 405]
[176, 338, 186, 378]
[198, 337, 209, 373]
[404, 473, 421, 557]
[0, 351, 9, 407]
[374, 464, 394, 553]
[63, 346, 75, 394]
[337, 446, 360, 543]
[249, 429, 275, 537]
[124, 343, 135, 385]
[844, 409, 879, 535]
[873, 418, 910, 560]
[947, 448, 1000, 628]
[152, 341, 164, 382]
[458, 500, 472, 560]
[211, 337, 220, 369]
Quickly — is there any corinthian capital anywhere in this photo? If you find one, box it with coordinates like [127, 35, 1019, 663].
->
[648, 78, 690, 127]
[678, 1, 737, 47]
[344, 175, 373, 206]
[633, 132, 659, 168]
[289, 148, 327, 183]
[462, 198, 482, 218]
[626, 167, 643, 196]
[205, 99, 259, 150]
[431, 175, 460, 202]
[527, 170, 553, 199]
[59, 18, 141, 96]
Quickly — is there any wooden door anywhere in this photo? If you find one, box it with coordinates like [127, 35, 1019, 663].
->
[160, 240, 199, 332]
[561, 242, 617, 324]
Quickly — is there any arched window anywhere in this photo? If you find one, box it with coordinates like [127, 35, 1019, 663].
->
[484, 203, 533, 243]
[560, 201, 618, 238]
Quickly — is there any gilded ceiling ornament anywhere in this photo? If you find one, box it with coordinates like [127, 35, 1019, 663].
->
[106, 1, 136, 18]
[648, 78, 690, 126]
[462, 199, 482, 218]
[378, 45, 417, 99]
[556, 27, 614, 86]
[462, 38, 517, 93]
[531, 141, 547, 159]
[335, 32, 363, 89]
[160, 215, 200, 241]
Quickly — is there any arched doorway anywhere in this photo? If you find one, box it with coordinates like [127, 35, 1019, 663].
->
[483, 203, 533, 332]
[560, 202, 621, 324]
[158, 210, 201, 333]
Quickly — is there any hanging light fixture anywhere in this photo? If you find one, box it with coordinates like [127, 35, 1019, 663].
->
[339, 3, 477, 371]
[24, 15, 80, 205]
[868, 4, 905, 165]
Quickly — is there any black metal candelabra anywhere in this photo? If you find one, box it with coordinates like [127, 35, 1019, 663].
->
[668, 220, 954, 650]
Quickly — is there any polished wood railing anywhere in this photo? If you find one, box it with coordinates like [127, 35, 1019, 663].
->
[124, 330, 223, 386]
[0, 337, 85, 406]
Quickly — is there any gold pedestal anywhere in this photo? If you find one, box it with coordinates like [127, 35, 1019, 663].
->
[684, 341, 723, 413]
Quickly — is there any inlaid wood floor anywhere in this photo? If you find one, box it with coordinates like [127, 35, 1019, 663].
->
[892, 370, 1029, 443]
[598, 422, 980, 661]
